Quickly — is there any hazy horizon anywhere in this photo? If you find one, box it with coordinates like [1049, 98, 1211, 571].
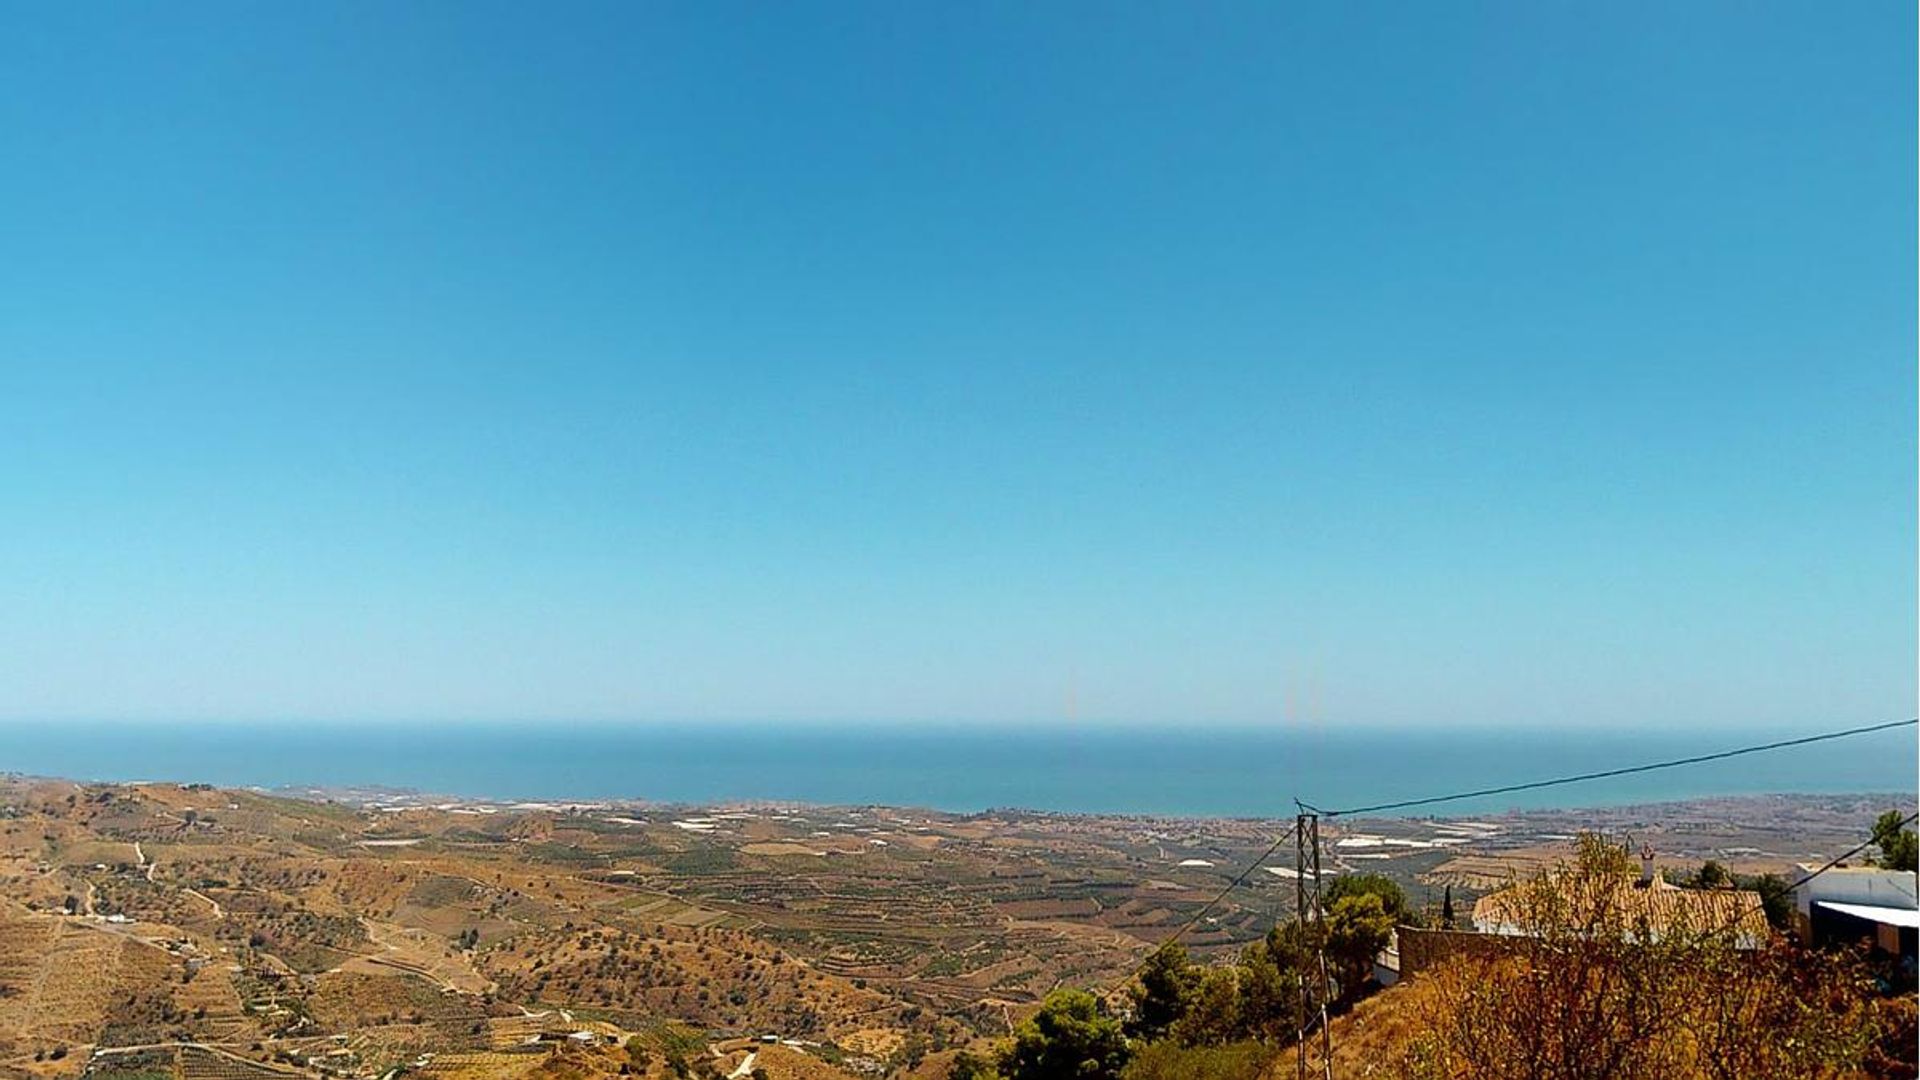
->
[5, 719, 1913, 817]
[4, 4, 1913, 731]
[1, 714, 1915, 734]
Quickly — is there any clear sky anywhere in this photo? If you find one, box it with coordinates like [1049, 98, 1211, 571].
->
[2, 3, 1912, 730]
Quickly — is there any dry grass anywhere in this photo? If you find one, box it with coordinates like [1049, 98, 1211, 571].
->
[1260, 978, 1442, 1080]
[745, 1044, 864, 1080]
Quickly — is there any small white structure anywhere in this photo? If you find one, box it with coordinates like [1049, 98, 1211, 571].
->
[1789, 864, 1918, 924]
[1373, 932, 1401, 988]
[1790, 864, 1918, 958]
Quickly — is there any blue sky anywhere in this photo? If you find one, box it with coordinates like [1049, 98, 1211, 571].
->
[2, 3, 1912, 729]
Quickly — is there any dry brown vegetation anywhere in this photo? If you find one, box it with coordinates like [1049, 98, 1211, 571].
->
[1282, 838, 1915, 1080]
[0, 777, 1901, 1080]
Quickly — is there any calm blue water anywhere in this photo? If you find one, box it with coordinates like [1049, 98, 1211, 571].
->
[2, 721, 1912, 818]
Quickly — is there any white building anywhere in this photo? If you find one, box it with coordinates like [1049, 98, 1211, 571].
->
[1789, 864, 1918, 959]
[1789, 864, 1917, 920]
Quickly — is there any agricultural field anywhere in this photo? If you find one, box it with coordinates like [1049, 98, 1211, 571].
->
[0, 775, 1891, 1080]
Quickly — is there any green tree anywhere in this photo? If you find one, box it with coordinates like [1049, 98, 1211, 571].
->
[1170, 967, 1241, 1047]
[1264, 918, 1315, 973]
[1871, 810, 1917, 872]
[948, 1050, 1001, 1080]
[1691, 860, 1730, 888]
[1440, 886, 1455, 927]
[1126, 944, 1199, 1041]
[1231, 937, 1298, 1043]
[1324, 873, 1411, 923]
[1732, 872, 1794, 930]
[1325, 894, 1394, 1001]
[1001, 989, 1130, 1080]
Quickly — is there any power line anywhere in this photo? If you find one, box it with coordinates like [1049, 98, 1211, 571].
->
[1303, 717, 1917, 818]
[1157, 822, 1298, 951]
[1779, 811, 1917, 895]
[1107, 822, 1299, 992]
[1703, 808, 1919, 941]
[1107, 718, 1916, 994]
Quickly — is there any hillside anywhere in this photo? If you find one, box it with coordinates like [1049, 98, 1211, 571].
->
[0, 776, 1898, 1080]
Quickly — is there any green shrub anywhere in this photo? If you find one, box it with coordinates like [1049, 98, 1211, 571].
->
[1121, 1040, 1273, 1080]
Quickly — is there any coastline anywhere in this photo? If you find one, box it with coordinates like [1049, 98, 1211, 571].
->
[5, 720, 1913, 818]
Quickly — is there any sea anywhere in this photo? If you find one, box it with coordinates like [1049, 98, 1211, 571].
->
[3, 720, 1913, 819]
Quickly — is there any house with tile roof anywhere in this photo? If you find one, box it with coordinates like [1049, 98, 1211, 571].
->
[1472, 847, 1769, 950]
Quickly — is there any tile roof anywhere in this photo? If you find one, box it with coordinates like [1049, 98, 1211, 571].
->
[1472, 874, 1769, 944]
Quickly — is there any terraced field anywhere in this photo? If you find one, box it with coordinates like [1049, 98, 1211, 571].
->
[0, 917, 178, 1054]
[178, 1045, 307, 1080]
[0, 774, 1882, 1080]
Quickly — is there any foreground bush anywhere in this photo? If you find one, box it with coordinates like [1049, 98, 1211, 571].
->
[1390, 837, 1902, 1080]
[1000, 989, 1130, 1080]
[1119, 1040, 1272, 1080]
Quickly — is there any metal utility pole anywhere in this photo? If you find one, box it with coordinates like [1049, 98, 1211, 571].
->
[1295, 810, 1332, 1080]
[1310, 813, 1331, 1080]
[1295, 812, 1307, 1080]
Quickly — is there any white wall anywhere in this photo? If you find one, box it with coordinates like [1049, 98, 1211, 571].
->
[1792, 867, 1918, 919]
